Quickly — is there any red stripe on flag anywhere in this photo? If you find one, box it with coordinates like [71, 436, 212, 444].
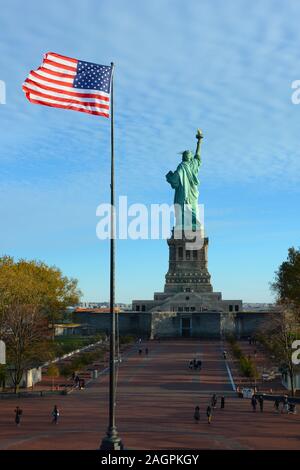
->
[43, 58, 77, 72]
[38, 66, 75, 80]
[22, 85, 110, 110]
[45, 52, 78, 64]
[30, 70, 74, 88]
[25, 95, 110, 117]
[24, 78, 110, 101]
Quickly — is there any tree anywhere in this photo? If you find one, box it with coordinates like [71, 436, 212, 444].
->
[259, 310, 299, 396]
[272, 247, 300, 315]
[0, 256, 81, 392]
[266, 247, 300, 396]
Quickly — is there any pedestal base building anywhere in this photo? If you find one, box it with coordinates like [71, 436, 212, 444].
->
[73, 228, 275, 339]
[131, 228, 242, 338]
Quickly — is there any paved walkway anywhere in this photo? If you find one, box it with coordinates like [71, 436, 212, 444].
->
[0, 339, 299, 450]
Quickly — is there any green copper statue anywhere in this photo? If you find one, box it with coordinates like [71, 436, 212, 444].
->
[166, 129, 203, 230]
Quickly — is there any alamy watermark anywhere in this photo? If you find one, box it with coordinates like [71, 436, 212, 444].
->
[0, 80, 6, 104]
[96, 196, 205, 249]
[291, 80, 300, 104]
[292, 340, 300, 365]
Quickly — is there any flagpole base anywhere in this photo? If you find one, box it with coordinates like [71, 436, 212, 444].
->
[100, 428, 124, 450]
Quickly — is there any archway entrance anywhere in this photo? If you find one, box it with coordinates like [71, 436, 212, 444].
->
[181, 317, 192, 337]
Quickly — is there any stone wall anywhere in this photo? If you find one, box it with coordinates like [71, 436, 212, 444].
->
[235, 311, 275, 338]
[74, 310, 220, 339]
[74, 310, 273, 340]
[74, 311, 152, 338]
[151, 311, 221, 338]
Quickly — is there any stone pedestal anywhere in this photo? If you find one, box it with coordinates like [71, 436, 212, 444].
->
[164, 228, 212, 294]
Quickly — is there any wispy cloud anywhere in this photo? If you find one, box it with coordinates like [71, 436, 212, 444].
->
[0, 0, 300, 302]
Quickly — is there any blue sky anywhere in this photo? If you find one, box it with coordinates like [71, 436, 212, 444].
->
[0, 0, 300, 303]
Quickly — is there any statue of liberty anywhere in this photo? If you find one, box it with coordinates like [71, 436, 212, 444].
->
[166, 129, 203, 230]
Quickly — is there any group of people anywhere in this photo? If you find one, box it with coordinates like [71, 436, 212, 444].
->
[137, 338, 149, 356]
[14, 405, 60, 426]
[248, 336, 257, 345]
[138, 347, 149, 356]
[189, 358, 202, 370]
[273, 396, 296, 414]
[194, 394, 225, 424]
[251, 394, 264, 412]
[251, 394, 297, 414]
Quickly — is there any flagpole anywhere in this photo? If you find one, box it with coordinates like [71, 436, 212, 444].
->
[100, 62, 123, 451]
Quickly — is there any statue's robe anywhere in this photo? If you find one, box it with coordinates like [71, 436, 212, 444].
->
[166, 156, 201, 228]
[167, 157, 200, 205]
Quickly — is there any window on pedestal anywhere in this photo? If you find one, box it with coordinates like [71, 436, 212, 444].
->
[178, 247, 183, 260]
[170, 246, 176, 260]
[235, 305, 239, 312]
[141, 305, 146, 312]
[186, 250, 190, 260]
[178, 307, 183, 312]
[229, 305, 233, 312]
[136, 305, 140, 312]
[193, 250, 197, 260]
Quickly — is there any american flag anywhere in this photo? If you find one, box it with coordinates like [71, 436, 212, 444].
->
[22, 52, 112, 118]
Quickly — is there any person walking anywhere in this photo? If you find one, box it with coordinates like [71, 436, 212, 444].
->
[52, 405, 60, 424]
[14, 406, 23, 426]
[288, 403, 296, 414]
[258, 395, 264, 413]
[211, 394, 217, 409]
[221, 396, 225, 409]
[274, 398, 280, 413]
[79, 378, 85, 390]
[194, 406, 200, 423]
[206, 405, 212, 424]
[282, 395, 289, 414]
[251, 395, 257, 412]
[75, 375, 80, 388]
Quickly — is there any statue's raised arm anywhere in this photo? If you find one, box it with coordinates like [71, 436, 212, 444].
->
[195, 128, 203, 161]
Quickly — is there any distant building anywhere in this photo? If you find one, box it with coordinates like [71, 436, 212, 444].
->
[77, 302, 130, 311]
[74, 307, 121, 314]
[54, 323, 85, 336]
[243, 303, 277, 312]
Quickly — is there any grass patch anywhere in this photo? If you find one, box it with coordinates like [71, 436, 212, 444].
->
[53, 334, 105, 356]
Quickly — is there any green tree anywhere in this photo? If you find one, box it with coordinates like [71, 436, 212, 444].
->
[239, 356, 258, 379]
[259, 311, 299, 396]
[0, 256, 81, 392]
[267, 247, 300, 396]
[59, 364, 73, 379]
[272, 247, 300, 314]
